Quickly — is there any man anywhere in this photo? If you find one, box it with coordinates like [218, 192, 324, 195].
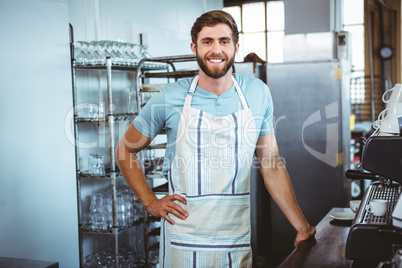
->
[115, 10, 315, 268]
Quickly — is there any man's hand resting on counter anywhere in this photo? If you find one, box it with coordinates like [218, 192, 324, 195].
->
[294, 225, 316, 247]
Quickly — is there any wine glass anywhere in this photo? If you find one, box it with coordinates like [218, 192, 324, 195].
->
[129, 43, 139, 66]
[75, 41, 89, 66]
[116, 194, 127, 227]
[140, 44, 161, 68]
[89, 193, 104, 230]
[89, 41, 103, 65]
[116, 41, 129, 66]
[121, 42, 134, 66]
[140, 44, 153, 58]
[111, 41, 125, 65]
[102, 193, 113, 229]
[89, 154, 104, 176]
[123, 192, 134, 226]
[81, 213, 93, 230]
[98, 40, 112, 64]
[133, 195, 142, 222]
[103, 40, 117, 65]
[85, 42, 95, 66]
[136, 44, 147, 67]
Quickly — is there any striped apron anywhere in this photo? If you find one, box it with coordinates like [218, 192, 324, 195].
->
[160, 75, 257, 268]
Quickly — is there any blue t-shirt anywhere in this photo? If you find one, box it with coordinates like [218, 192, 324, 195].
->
[133, 74, 274, 174]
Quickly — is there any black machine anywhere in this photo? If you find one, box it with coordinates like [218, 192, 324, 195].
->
[346, 135, 402, 261]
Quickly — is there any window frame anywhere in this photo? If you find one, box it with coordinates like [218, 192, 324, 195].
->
[341, 0, 365, 105]
[224, 0, 284, 63]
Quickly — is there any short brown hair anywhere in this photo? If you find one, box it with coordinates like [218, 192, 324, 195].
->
[191, 10, 239, 45]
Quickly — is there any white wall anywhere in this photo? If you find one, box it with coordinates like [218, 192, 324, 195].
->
[68, 0, 223, 57]
[0, 0, 222, 267]
[0, 0, 79, 267]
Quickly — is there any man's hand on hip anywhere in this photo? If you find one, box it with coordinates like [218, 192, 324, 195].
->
[148, 194, 188, 225]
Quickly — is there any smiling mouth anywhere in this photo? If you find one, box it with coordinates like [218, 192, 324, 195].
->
[208, 58, 224, 64]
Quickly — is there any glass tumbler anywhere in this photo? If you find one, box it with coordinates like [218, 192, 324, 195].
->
[89, 154, 105, 176]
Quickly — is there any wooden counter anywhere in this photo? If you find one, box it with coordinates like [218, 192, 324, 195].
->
[278, 207, 380, 268]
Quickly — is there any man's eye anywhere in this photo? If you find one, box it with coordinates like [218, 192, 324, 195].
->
[221, 40, 229, 45]
[203, 40, 211, 45]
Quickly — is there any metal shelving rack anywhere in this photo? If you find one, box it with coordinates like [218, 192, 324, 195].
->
[72, 57, 148, 268]
[72, 54, 197, 268]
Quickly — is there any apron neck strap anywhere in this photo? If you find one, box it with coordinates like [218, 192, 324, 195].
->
[188, 75, 199, 95]
[231, 76, 249, 109]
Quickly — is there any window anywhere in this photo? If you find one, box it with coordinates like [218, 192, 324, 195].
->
[224, 1, 284, 63]
[343, 0, 364, 76]
[343, 0, 365, 104]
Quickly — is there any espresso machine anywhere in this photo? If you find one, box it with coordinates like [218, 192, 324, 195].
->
[346, 84, 402, 261]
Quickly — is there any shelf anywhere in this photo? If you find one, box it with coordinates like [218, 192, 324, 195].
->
[77, 170, 122, 179]
[144, 143, 167, 150]
[143, 157, 164, 167]
[149, 242, 160, 252]
[73, 63, 168, 71]
[141, 70, 198, 79]
[141, 83, 165, 92]
[75, 113, 137, 123]
[152, 182, 168, 193]
[148, 227, 160, 237]
[79, 221, 143, 234]
[144, 157, 163, 175]
[143, 54, 196, 63]
[145, 173, 164, 180]
[147, 216, 161, 222]
[149, 258, 159, 266]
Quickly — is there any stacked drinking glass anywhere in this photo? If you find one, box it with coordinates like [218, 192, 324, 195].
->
[81, 186, 144, 231]
[74, 40, 166, 69]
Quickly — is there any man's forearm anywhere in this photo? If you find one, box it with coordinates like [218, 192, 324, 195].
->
[115, 145, 157, 211]
[115, 124, 188, 224]
[255, 134, 315, 245]
[261, 166, 311, 234]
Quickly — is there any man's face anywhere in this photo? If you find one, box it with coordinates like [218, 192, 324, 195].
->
[191, 23, 239, 79]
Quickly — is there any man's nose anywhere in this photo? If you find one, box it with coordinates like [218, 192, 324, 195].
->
[210, 41, 223, 53]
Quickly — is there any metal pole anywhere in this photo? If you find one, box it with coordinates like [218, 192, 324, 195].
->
[366, 0, 376, 122]
[106, 57, 119, 268]
[71, 61, 85, 267]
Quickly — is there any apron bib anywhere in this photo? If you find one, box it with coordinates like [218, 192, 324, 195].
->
[159, 75, 257, 268]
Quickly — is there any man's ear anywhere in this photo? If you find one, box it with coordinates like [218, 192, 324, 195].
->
[191, 42, 197, 55]
[234, 42, 240, 55]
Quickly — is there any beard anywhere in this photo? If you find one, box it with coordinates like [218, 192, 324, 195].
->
[196, 50, 235, 79]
